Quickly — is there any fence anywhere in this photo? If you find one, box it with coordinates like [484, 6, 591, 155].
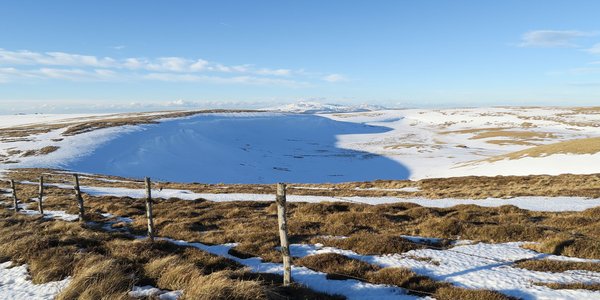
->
[3, 174, 294, 286]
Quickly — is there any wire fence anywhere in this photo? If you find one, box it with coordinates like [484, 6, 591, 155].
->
[2, 174, 600, 297]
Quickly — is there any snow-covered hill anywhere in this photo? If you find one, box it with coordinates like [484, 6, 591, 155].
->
[264, 101, 386, 114]
[1, 106, 600, 182]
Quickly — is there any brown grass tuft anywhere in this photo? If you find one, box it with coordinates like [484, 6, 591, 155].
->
[534, 282, 600, 291]
[295, 253, 379, 280]
[56, 255, 134, 300]
[433, 286, 515, 300]
[314, 234, 423, 255]
[515, 259, 600, 273]
[182, 270, 266, 300]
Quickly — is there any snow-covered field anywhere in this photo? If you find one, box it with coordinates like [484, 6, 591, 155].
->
[1, 105, 599, 183]
[292, 242, 600, 300]
[3, 193, 600, 300]
[19, 180, 600, 212]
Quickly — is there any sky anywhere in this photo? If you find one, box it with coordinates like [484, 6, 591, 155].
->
[1, 0, 600, 113]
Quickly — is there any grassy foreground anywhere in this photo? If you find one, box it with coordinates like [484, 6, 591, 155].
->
[1, 169, 600, 298]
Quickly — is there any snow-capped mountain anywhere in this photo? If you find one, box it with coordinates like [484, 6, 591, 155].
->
[264, 101, 387, 114]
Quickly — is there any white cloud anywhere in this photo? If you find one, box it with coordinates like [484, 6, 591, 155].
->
[0, 48, 290, 75]
[255, 68, 292, 76]
[0, 49, 117, 68]
[0, 47, 335, 87]
[146, 57, 193, 72]
[144, 72, 306, 87]
[586, 43, 600, 54]
[518, 30, 596, 48]
[323, 73, 347, 82]
[164, 99, 192, 107]
[189, 59, 209, 71]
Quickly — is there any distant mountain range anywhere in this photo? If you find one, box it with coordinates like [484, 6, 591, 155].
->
[264, 101, 387, 114]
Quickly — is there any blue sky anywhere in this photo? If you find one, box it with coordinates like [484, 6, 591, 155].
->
[1, 0, 600, 113]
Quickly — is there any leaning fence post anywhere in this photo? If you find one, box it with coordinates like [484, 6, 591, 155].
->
[38, 176, 44, 214]
[73, 174, 85, 221]
[10, 179, 19, 213]
[145, 177, 155, 242]
[276, 182, 292, 286]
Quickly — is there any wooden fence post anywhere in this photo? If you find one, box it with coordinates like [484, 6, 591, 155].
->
[276, 182, 292, 286]
[145, 177, 155, 242]
[10, 179, 19, 213]
[73, 174, 85, 221]
[38, 176, 44, 214]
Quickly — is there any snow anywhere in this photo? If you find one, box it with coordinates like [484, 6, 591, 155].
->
[0, 113, 103, 128]
[57, 185, 600, 212]
[290, 242, 600, 300]
[57, 112, 410, 183]
[129, 285, 182, 300]
[0, 261, 70, 299]
[17, 181, 600, 212]
[3, 196, 598, 300]
[441, 153, 600, 178]
[0, 200, 80, 222]
[163, 238, 421, 300]
[1, 191, 76, 221]
[20, 205, 79, 222]
[2, 107, 600, 182]
[264, 101, 386, 114]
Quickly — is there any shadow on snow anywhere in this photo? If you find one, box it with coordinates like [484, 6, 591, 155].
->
[65, 113, 410, 183]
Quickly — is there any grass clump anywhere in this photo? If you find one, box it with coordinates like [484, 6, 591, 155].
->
[313, 233, 422, 255]
[515, 259, 600, 273]
[182, 270, 266, 300]
[56, 255, 134, 300]
[295, 253, 379, 280]
[534, 282, 600, 291]
[523, 236, 600, 259]
[432, 286, 515, 300]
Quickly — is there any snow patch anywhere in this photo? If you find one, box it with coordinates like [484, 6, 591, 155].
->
[0, 262, 70, 300]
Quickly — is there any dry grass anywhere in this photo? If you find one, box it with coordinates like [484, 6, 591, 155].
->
[534, 282, 600, 291]
[21, 146, 60, 157]
[56, 255, 134, 300]
[439, 127, 514, 135]
[484, 137, 600, 162]
[295, 253, 379, 280]
[515, 259, 600, 273]
[295, 253, 515, 299]
[485, 139, 539, 146]
[312, 234, 424, 255]
[10, 167, 600, 200]
[470, 130, 555, 140]
[0, 205, 341, 300]
[522, 235, 600, 260]
[182, 270, 267, 300]
[4, 171, 600, 263]
[432, 286, 515, 300]
[2, 170, 600, 298]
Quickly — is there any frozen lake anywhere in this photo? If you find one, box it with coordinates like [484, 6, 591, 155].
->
[64, 113, 410, 183]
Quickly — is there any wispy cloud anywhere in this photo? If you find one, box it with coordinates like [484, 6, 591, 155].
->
[143, 73, 307, 87]
[0, 48, 343, 86]
[518, 30, 596, 48]
[586, 43, 600, 54]
[322, 73, 347, 82]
